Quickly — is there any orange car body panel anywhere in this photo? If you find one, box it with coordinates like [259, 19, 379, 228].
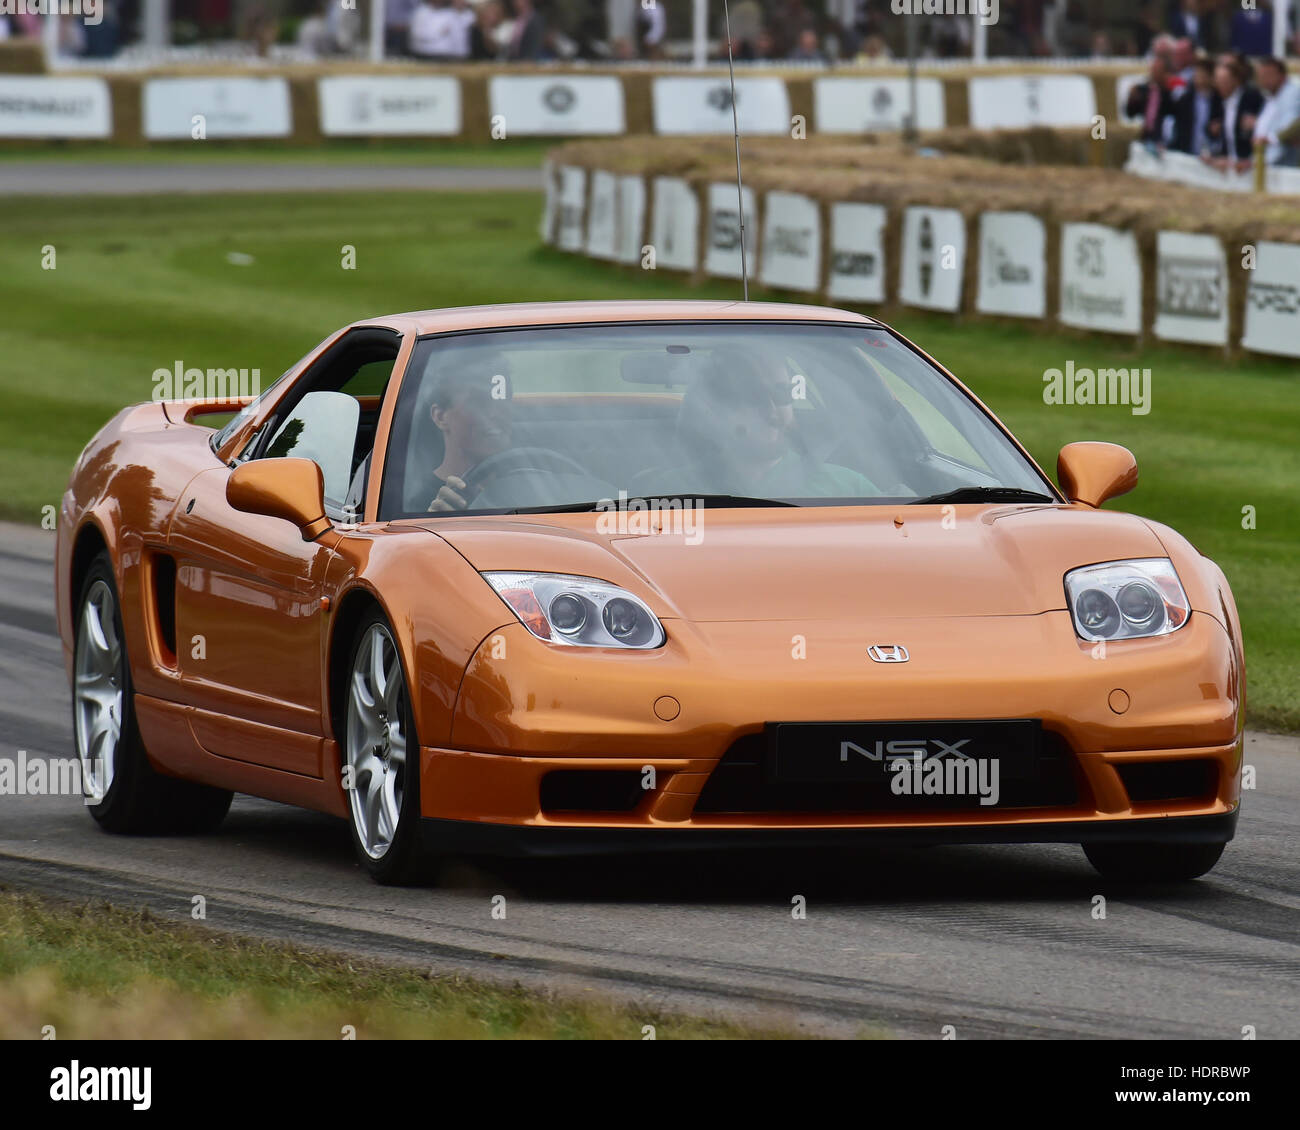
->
[55, 301, 1245, 844]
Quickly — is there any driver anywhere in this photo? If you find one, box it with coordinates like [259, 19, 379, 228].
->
[652, 347, 879, 498]
[426, 354, 513, 512]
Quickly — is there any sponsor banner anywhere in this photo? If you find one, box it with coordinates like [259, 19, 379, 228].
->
[1116, 73, 1145, 122]
[586, 170, 618, 260]
[1154, 231, 1229, 346]
[0, 76, 112, 139]
[813, 76, 946, 133]
[652, 76, 790, 136]
[758, 191, 821, 293]
[488, 75, 625, 136]
[900, 206, 966, 312]
[1059, 222, 1142, 335]
[976, 211, 1046, 319]
[650, 176, 699, 271]
[704, 182, 759, 279]
[539, 159, 557, 244]
[317, 76, 460, 137]
[556, 165, 587, 252]
[1242, 241, 1300, 358]
[826, 202, 887, 304]
[615, 175, 646, 265]
[143, 77, 292, 139]
[967, 74, 1096, 130]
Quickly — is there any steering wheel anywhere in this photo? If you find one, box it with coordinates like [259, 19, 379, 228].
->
[458, 446, 590, 505]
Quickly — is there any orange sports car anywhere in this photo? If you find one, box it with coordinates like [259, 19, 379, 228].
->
[56, 301, 1244, 884]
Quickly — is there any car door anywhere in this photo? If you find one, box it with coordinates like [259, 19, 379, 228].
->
[167, 328, 402, 776]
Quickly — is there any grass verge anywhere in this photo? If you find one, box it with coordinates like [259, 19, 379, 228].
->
[0, 888, 802, 1039]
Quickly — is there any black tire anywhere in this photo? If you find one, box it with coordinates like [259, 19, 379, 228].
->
[1082, 840, 1226, 882]
[73, 552, 232, 835]
[340, 608, 431, 885]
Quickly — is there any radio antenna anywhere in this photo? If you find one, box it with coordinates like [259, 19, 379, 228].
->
[722, 0, 749, 300]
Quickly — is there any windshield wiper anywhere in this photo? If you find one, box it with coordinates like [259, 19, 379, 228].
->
[911, 486, 1055, 505]
[503, 494, 800, 515]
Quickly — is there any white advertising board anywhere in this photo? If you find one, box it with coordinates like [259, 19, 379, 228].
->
[704, 182, 759, 280]
[826, 202, 888, 304]
[650, 176, 699, 272]
[758, 192, 821, 293]
[489, 75, 625, 136]
[813, 77, 945, 133]
[0, 76, 111, 139]
[976, 211, 1046, 319]
[1242, 241, 1300, 358]
[1154, 231, 1229, 346]
[652, 76, 790, 135]
[968, 74, 1096, 129]
[1059, 222, 1143, 335]
[900, 206, 966, 312]
[318, 76, 460, 136]
[142, 77, 292, 139]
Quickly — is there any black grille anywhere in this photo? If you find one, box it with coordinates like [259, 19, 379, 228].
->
[1117, 760, 1218, 805]
[694, 729, 1081, 814]
[540, 770, 645, 814]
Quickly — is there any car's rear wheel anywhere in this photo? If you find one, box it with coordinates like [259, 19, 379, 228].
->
[1082, 840, 1225, 882]
[74, 552, 232, 834]
[343, 611, 429, 884]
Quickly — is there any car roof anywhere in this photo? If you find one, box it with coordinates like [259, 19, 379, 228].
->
[351, 300, 881, 337]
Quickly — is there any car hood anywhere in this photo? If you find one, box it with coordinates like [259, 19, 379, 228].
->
[412, 504, 1168, 623]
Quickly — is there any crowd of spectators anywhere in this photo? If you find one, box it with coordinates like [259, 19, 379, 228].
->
[1126, 37, 1300, 168]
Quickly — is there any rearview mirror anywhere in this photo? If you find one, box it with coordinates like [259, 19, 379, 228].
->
[227, 457, 331, 540]
[1057, 442, 1138, 508]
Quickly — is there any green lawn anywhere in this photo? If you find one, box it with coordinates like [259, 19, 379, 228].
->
[0, 190, 1294, 730]
[0, 890, 798, 1038]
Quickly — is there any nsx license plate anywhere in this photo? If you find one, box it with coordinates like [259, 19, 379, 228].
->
[767, 720, 1042, 784]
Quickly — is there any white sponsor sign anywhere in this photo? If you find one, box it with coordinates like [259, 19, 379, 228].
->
[556, 165, 587, 252]
[539, 159, 557, 244]
[586, 170, 618, 260]
[0, 76, 111, 139]
[489, 75, 625, 136]
[826, 202, 887, 304]
[759, 191, 820, 293]
[976, 211, 1046, 319]
[143, 77, 292, 139]
[900, 206, 966, 312]
[704, 182, 758, 279]
[813, 77, 946, 133]
[1154, 231, 1229, 346]
[650, 176, 699, 271]
[967, 74, 1097, 129]
[615, 175, 646, 266]
[1242, 241, 1300, 358]
[1059, 222, 1142, 335]
[318, 76, 460, 136]
[652, 76, 790, 135]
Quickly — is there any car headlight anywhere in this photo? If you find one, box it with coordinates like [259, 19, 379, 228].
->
[1064, 559, 1190, 642]
[482, 572, 666, 649]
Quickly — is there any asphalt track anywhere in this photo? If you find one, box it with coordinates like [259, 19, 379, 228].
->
[0, 519, 1297, 1038]
[0, 162, 539, 196]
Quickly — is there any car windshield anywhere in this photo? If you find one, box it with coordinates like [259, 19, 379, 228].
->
[379, 321, 1053, 518]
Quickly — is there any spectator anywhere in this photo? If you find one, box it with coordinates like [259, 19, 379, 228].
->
[1230, 0, 1273, 57]
[1170, 56, 1220, 155]
[1252, 56, 1300, 166]
[788, 27, 827, 63]
[1170, 36, 1196, 84]
[637, 0, 667, 59]
[505, 0, 546, 61]
[856, 32, 892, 62]
[385, 0, 419, 57]
[470, 0, 505, 60]
[1125, 50, 1178, 145]
[1206, 53, 1264, 170]
[770, 0, 816, 58]
[1168, 0, 1213, 50]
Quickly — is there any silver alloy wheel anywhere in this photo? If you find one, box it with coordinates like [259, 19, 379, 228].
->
[74, 578, 123, 803]
[345, 623, 408, 860]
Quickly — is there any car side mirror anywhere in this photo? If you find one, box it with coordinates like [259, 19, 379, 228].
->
[227, 457, 332, 541]
[1057, 442, 1138, 508]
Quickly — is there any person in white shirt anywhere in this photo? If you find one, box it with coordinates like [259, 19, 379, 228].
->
[1253, 56, 1300, 167]
[409, 0, 474, 60]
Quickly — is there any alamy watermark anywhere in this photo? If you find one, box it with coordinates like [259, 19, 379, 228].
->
[890, 0, 999, 26]
[1043, 361, 1152, 416]
[594, 491, 705, 545]
[0, 0, 102, 24]
[152, 361, 261, 406]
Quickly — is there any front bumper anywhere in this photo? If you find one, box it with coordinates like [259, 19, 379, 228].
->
[419, 808, 1239, 858]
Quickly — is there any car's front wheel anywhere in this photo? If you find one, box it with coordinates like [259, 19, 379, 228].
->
[74, 551, 232, 833]
[1082, 840, 1226, 882]
[342, 610, 429, 884]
